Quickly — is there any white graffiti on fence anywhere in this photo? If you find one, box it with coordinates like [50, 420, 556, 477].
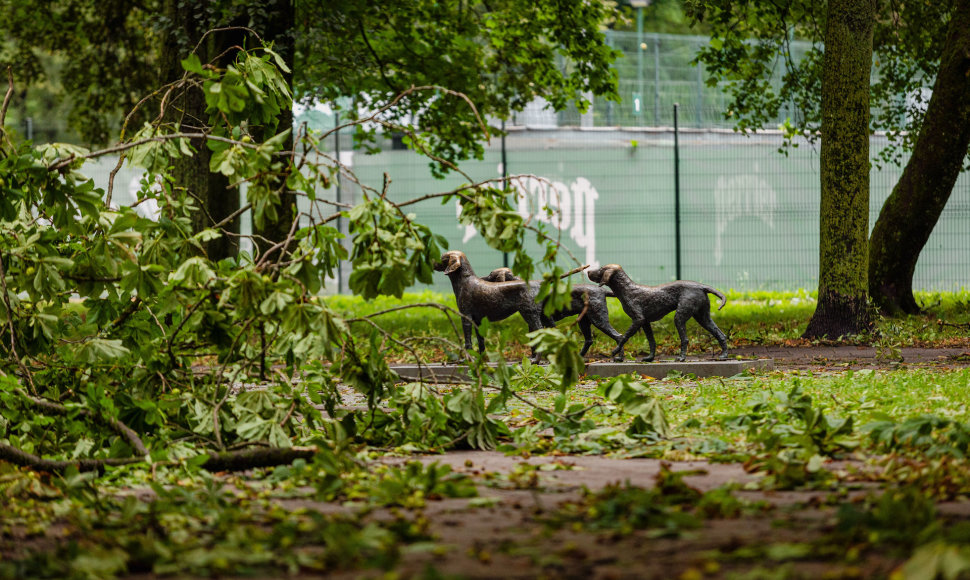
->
[713, 168, 778, 266]
[458, 172, 600, 268]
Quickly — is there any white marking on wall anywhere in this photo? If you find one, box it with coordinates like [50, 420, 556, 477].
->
[713, 166, 777, 266]
[458, 170, 600, 268]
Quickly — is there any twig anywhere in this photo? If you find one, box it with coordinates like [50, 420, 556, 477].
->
[192, 26, 262, 58]
[211, 317, 259, 450]
[938, 320, 970, 330]
[13, 388, 148, 456]
[167, 295, 210, 367]
[560, 264, 590, 279]
[0, 250, 35, 393]
[347, 302, 472, 363]
[46, 132, 262, 172]
[1, 68, 14, 151]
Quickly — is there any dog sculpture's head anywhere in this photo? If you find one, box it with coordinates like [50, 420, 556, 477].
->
[586, 264, 623, 286]
[434, 251, 468, 275]
[482, 267, 520, 283]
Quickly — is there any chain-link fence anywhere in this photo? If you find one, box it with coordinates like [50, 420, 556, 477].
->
[285, 109, 967, 294]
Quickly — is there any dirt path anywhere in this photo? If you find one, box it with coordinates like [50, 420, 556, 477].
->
[321, 453, 904, 579]
[731, 344, 970, 371]
[338, 347, 970, 579]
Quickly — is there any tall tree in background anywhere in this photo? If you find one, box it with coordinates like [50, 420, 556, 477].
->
[691, 0, 970, 317]
[803, 0, 876, 338]
[2, 0, 618, 262]
[0, 0, 158, 143]
[156, 0, 294, 261]
[868, 0, 970, 314]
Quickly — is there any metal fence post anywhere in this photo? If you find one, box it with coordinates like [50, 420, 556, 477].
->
[653, 37, 661, 126]
[502, 120, 509, 269]
[695, 51, 704, 128]
[673, 103, 683, 280]
[334, 106, 343, 294]
[605, 30, 613, 126]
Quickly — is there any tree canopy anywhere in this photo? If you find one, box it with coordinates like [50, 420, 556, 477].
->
[2, 1, 620, 165]
[297, 0, 618, 171]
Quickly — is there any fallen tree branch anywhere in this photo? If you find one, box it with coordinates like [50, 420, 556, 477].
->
[561, 264, 590, 279]
[0, 443, 142, 472]
[15, 388, 149, 457]
[1, 68, 14, 151]
[0, 442, 319, 474]
[938, 319, 970, 330]
[198, 446, 318, 472]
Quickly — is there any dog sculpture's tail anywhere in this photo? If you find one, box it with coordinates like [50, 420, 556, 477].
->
[704, 286, 727, 310]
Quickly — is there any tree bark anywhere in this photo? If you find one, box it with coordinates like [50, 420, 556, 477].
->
[0, 442, 319, 474]
[253, 0, 297, 264]
[159, 0, 242, 262]
[803, 0, 876, 339]
[868, 0, 970, 315]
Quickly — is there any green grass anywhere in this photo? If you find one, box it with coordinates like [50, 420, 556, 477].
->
[492, 365, 970, 462]
[663, 367, 970, 442]
[325, 288, 970, 361]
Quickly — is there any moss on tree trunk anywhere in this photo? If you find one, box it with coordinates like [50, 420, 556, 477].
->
[803, 0, 876, 340]
[868, 0, 970, 315]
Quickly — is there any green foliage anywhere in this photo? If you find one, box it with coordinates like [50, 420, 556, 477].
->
[722, 382, 857, 489]
[347, 461, 479, 508]
[597, 375, 671, 439]
[347, 197, 446, 299]
[834, 487, 940, 549]
[0, 38, 586, 481]
[689, 0, 946, 160]
[0, 468, 426, 578]
[298, 0, 619, 173]
[865, 415, 970, 459]
[548, 465, 755, 538]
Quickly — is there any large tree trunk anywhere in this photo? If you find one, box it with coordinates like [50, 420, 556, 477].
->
[159, 0, 241, 262]
[252, 0, 298, 263]
[868, 0, 970, 315]
[803, 0, 876, 340]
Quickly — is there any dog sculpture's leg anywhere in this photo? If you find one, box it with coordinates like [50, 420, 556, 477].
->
[522, 310, 546, 362]
[694, 310, 729, 360]
[673, 310, 691, 362]
[461, 317, 475, 351]
[587, 302, 623, 355]
[611, 320, 642, 362]
[641, 323, 657, 362]
[577, 316, 594, 357]
[473, 317, 487, 354]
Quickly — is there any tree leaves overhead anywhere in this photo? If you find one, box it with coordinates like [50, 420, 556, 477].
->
[689, 0, 948, 161]
[296, 0, 620, 171]
[0, 0, 161, 144]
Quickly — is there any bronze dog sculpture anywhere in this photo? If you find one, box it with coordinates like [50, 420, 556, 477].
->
[483, 267, 623, 358]
[586, 264, 729, 362]
[434, 251, 551, 358]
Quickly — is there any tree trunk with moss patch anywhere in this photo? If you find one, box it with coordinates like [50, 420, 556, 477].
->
[868, 0, 970, 315]
[803, 0, 876, 340]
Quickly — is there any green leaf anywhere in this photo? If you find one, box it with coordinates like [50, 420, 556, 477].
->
[76, 339, 130, 364]
[181, 53, 204, 75]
